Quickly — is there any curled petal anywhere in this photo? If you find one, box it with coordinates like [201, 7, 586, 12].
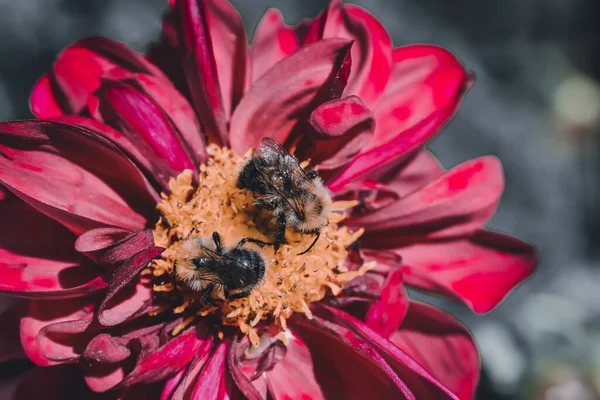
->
[390, 301, 480, 400]
[20, 298, 94, 366]
[30, 36, 165, 118]
[37, 318, 94, 362]
[97, 246, 164, 326]
[306, 0, 392, 108]
[229, 38, 353, 154]
[365, 268, 409, 338]
[227, 337, 267, 400]
[176, 0, 228, 145]
[83, 333, 131, 364]
[400, 230, 537, 313]
[120, 326, 211, 387]
[0, 197, 105, 298]
[265, 332, 325, 400]
[93, 81, 196, 188]
[297, 95, 374, 170]
[75, 228, 155, 265]
[251, 9, 300, 82]
[353, 156, 504, 247]
[329, 46, 472, 192]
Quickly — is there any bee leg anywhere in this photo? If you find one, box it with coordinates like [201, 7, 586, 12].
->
[202, 283, 217, 306]
[236, 238, 272, 249]
[274, 213, 287, 252]
[298, 231, 320, 255]
[212, 232, 223, 254]
[225, 288, 252, 300]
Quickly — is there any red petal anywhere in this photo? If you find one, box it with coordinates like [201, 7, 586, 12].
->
[96, 82, 196, 187]
[292, 317, 415, 399]
[353, 157, 504, 247]
[206, 0, 249, 117]
[97, 246, 164, 326]
[191, 341, 229, 399]
[0, 197, 106, 298]
[20, 298, 94, 366]
[75, 229, 155, 265]
[37, 318, 94, 362]
[0, 300, 26, 362]
[229, 38, 353, 154]
[120, 327, 211, 386]
[134, 73, 207, 164]
[30, 36, 167, 118]
[251, 9, 300, 83]
[161, 369, 185, 400]
[321, 306, 460, 400]
[265, 332, 325, 400]
[176, 0, 228, 145]
[0, 120, 153, 233]
[365, 268, 409, 338]
[329, 46, 472, 193]
[305, 1, 392, 108]
[169, 349, 213, 400]
[227, 337, 268, 400]
[29, 75, 64, 119]
[297, 95, 374, 170]
[390, 301, 480, 400]
[400, 230, 537, 313]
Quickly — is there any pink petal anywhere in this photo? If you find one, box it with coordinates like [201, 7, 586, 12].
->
[97, 246, 164, 326]
[399, 229, 537, 313]
[175, 0, 228, 145]
[321, 306, 460, 400]
[265, 332, 326, 400]
[0, 197, 106, 298]
[191, 341, 229, 399]
[305, 1, 392, 108]
[227, 338, 269, 400]
[389, 301, 480, 400]
[0, 300, 26, 362]
[29, 74, 64, 119]
[83, 334, 131, 364]
[352, 156, 504, 247]
[20, 298, 94, 366]
[37, 318, 94, 362]
[292, 317, 414, 399]
[84, 364, 126, 393]
[205, 0, 249, 118]
[161, 369, 185, 400]
[120, 327, 211, 386]
[229, 38, 353, 154]
[95, 81, 196, 187]
[169, 350, 213, 400]
[75, 229, 155, 265]
[134, 73, 207, 164]
[296, 95, 375, 170]
[251, 9, 300, 83]
[365, 268, 409, 338]
[329, 46, 473, 193]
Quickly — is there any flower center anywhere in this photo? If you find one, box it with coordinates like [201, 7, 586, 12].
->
[150, 145, 371, 345]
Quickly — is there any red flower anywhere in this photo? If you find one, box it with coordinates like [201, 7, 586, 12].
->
[0, 0, 537, 399]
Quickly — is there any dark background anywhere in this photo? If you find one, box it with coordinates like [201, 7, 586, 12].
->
[1, 0, 599, 398]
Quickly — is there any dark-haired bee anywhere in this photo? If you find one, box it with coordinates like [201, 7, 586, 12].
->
[237, 138, 332, 254]
[174, 231, 270, 305]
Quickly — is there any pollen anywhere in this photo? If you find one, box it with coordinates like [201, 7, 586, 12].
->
[151, 145, 370, 345]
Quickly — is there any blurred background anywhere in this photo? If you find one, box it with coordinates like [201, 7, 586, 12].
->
[0, 0, 599, 398]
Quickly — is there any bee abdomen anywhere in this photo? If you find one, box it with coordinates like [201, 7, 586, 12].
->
[237, 160, 268, 195]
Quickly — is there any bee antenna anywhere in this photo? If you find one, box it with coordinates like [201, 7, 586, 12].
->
[184, 226, 197, 242]
[298, 231, 320, 255]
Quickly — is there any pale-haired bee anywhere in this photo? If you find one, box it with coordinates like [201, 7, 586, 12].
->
[237, 138, 332, 254]
[174, 231, 270, 305]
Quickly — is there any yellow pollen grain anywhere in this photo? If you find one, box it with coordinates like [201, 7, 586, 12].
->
[151, 145, 367, 340]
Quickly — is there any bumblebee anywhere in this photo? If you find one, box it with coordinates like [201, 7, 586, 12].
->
[174, 231, 270, 305]
[237, 138, 332, 254]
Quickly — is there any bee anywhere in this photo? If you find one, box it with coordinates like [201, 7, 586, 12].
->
[237, 137, 332, 254]
[174, 231, 270, 305]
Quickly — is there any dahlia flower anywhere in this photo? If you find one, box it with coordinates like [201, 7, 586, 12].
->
[0, 0, 537, 399]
